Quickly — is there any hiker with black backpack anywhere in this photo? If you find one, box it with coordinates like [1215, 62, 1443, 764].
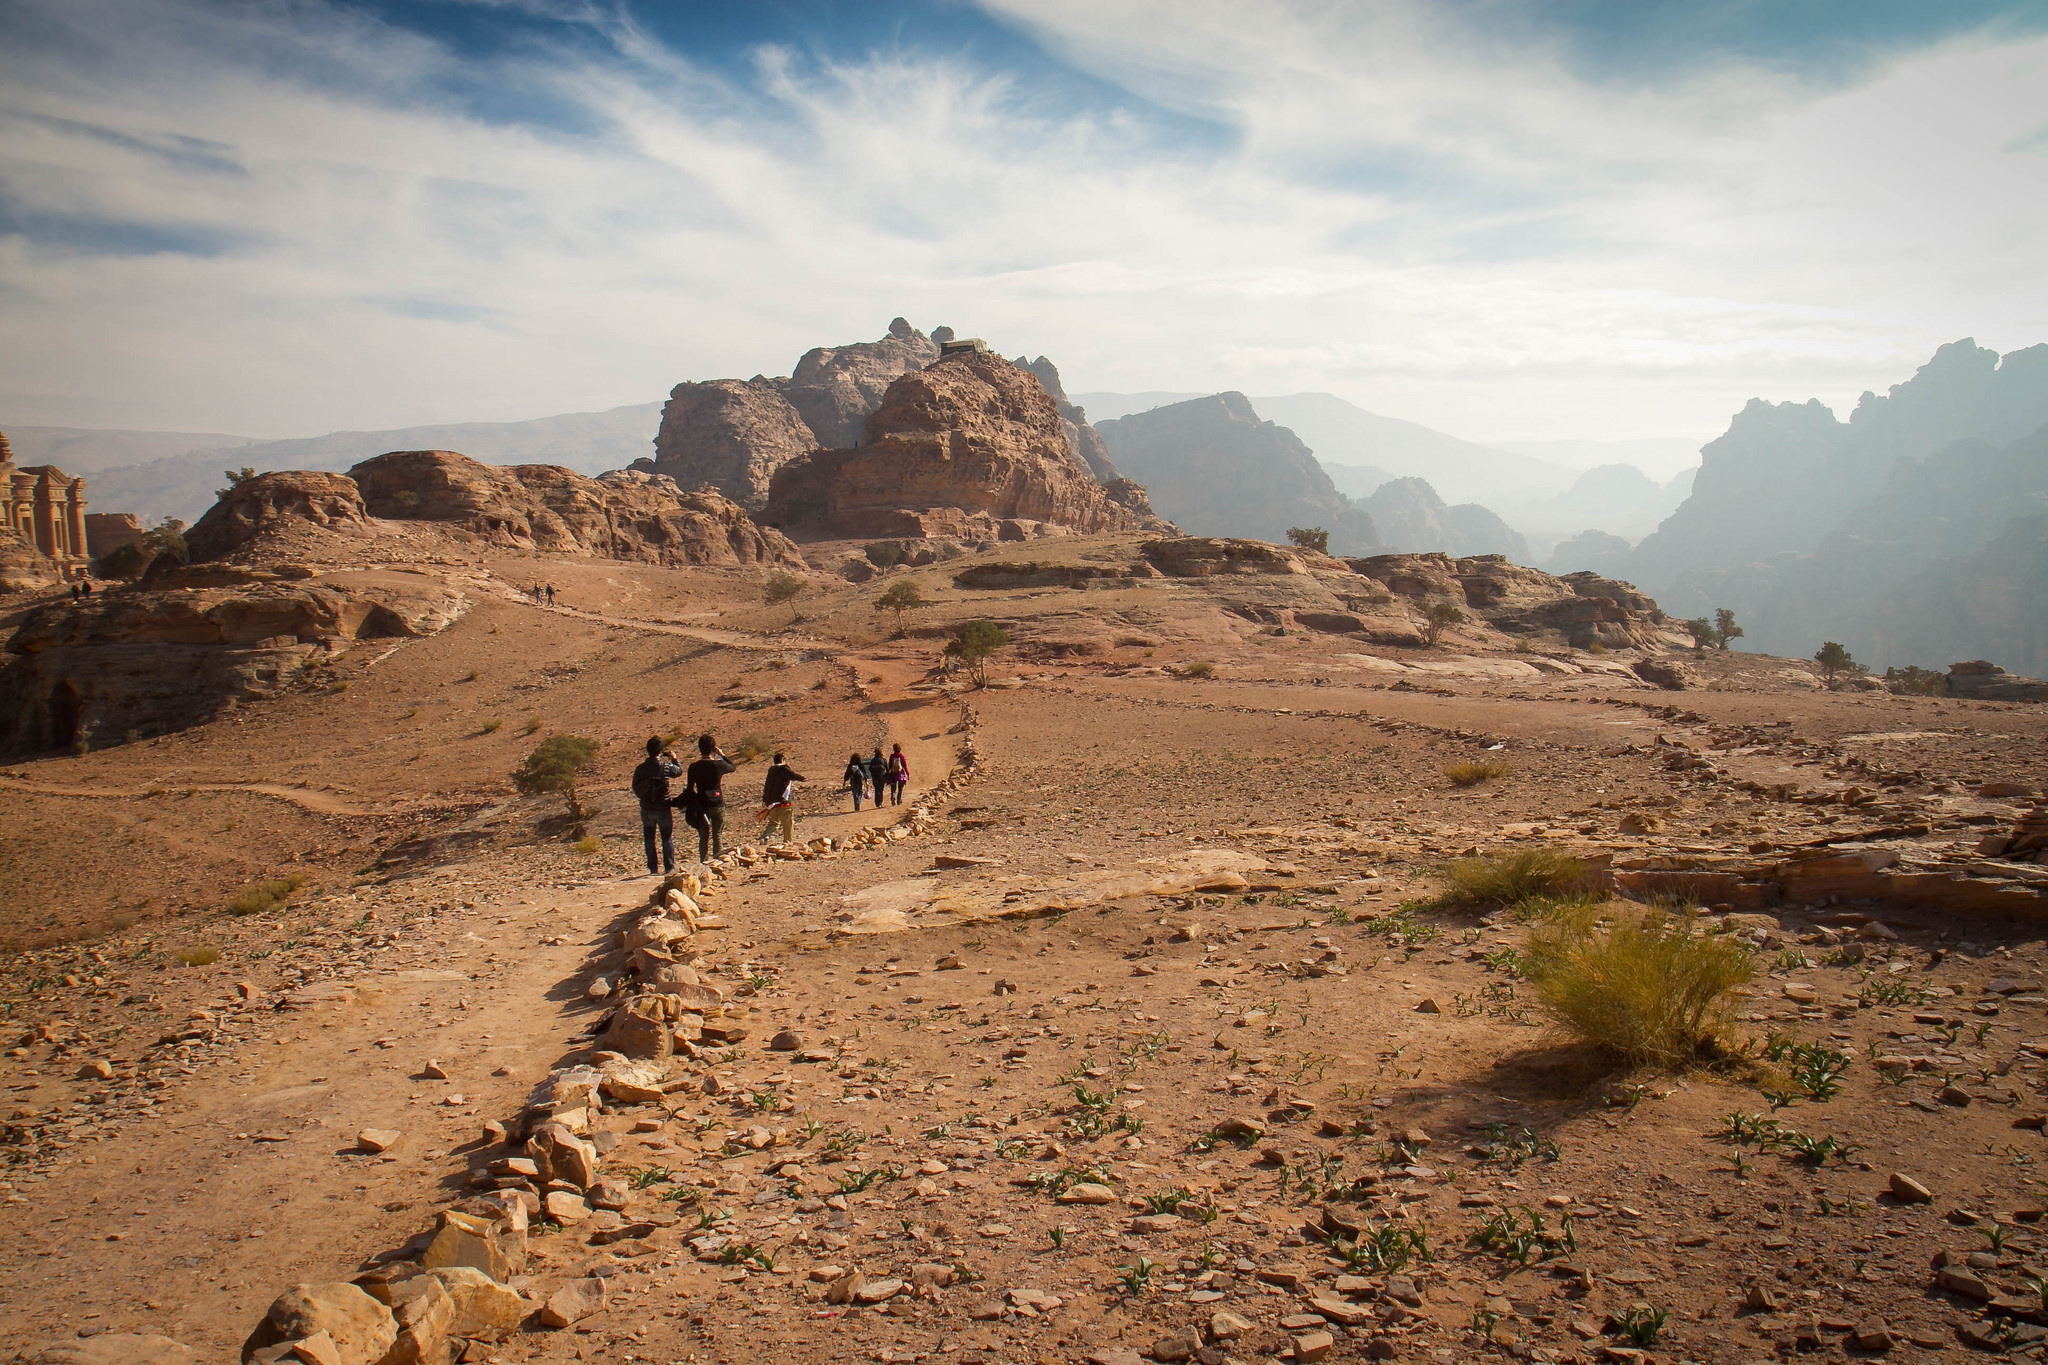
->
[842, 752, 869, 810]
[682, 734, 736, 864]
[631, 737, 683, 875]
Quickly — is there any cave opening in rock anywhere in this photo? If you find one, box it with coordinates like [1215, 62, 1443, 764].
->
[48, 681, 81, 749]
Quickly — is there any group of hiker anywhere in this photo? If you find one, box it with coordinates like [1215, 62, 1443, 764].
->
[843, 747, 908, 810]
[630, 733, 909, 875]
[527, 584, 556, 606]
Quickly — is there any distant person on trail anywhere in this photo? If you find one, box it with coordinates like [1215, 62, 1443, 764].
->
[545, 585, 556, 606]
[866, 748, 888, 808]
[762, 751, 806, 845]
[683, 733, 736, 863]
[631, 737, 683, 875]
[886, 743, 909, 805]
[842, 752, 869, 810]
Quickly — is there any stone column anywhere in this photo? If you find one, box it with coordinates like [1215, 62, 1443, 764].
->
[31, 473, 57, 559]
[66, 479, 87, 563]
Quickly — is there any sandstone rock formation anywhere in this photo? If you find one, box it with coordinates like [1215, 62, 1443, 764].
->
[1360, 477, 1530, 561]
[643, 379, 819, 512]
[344, 451, 803, 568]
[0, 572, 467, 753]
[1014, 355, 1120, 482]
[764, 351, 1158, 541]
[785, 317, 943, 449]
[184, 471, 369, 563]
[83, 511, 147, 560]
[1096, 393, 1379, 553]
[1946, 659, 2048, 701]
[1350, 552, 1666, 650]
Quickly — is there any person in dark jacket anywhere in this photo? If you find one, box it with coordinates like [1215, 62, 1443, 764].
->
[866, 748, 888, 807]
[762, 752, 806, 845]
[842, 752, 868, 810]
[632, 737, 683, 874]
[683, 733, 736, 863]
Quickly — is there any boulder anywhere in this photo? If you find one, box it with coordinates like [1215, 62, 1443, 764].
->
[428, 1267, 526, 1341]
[1631, 658, 1691, 690]
[241, 1283, 397, 1365]
[604, 996, 673, 1059]
[537, 1277, 607, 1329]
[764, 351, 1156, 541]
[421, 1207, 526, 1281]
[381, 1277, 454, 1365]
[185, 471, 368, 563]
[528, 1122, 600, 1188]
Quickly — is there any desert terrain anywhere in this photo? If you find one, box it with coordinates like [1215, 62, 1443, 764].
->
[5, 519, 2048, 1365]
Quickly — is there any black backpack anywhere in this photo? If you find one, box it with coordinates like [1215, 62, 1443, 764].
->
[631, 759, 658, 807]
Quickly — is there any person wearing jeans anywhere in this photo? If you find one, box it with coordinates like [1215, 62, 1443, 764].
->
[683, 734, 736, 863]
[632, 737, 682, 875]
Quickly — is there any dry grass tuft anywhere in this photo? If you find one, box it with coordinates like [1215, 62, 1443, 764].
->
[1439, 847, 1589, 907]
[1444, 757, 1511, 787]
[177, 946, 221, 967]
[573, 835, 602, 855]
[1523, 901, 1754, 1067]
[1183, 661, 1216, 678]
[224, 874, 307, 917]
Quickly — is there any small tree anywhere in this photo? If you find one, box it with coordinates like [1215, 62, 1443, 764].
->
[945, 620, 1010, 688]
[216, 466, 258, 499]
[96, 542, 146, 580]
[874, 579, 925, 635]
[1712, 608, 1744, 650]
[763, 571, 806, 623]
[1814, 641, 1857, 690]
[1286, 526, 1330, 555]
[864, 542, 902, 569]
[1419, 599, 1465, 648]
[142, 517, 188, 565]
[514, 734, 601, 828]
[1682, 618, 1716, 653]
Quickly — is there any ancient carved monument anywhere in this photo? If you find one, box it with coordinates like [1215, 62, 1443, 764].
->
[0, 430, 91, 570]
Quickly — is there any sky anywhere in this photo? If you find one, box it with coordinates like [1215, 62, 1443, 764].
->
[3, 0, 2046, 446]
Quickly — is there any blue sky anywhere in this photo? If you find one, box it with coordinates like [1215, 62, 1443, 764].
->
[2, 0, 2046, 443]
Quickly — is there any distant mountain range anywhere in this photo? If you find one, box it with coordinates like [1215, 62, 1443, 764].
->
[11, 406, 661, 525]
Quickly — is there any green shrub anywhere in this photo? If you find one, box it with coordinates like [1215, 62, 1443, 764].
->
[224, 874, 307, 917]
[1439, 848, 1589, 907]
[864, 542, 902, 569]
[1523, 902, 1754, 1066]
[514, 734, 601, 822]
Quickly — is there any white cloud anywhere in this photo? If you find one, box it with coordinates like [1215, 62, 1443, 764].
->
[0, 0, 2043, 444]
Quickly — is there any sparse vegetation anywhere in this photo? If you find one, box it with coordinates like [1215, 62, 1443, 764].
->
[1713, 607, 1743, 650]
[513, 734, 602, 825]
[1438, 847, 1589, 907]
[763, 571, 807, 623]
[1682, 617, 1716, 652]
[573, 836, 601, 855]
[864, 541, 902, 569]
[1286, 526, 1329, 554]
[95, 541, 147, 579]
[224, 874, 307, 917]
[176, 946, 221, 967]
[874, 579, 925, 633]
[1444, 757, 1510, 787]
[1884, 664, 1946, 695]
[945, 620, 1010, 688]
[479, 718, 503, 734]
[1183, 660, 1215, 678]
[521, 716, 544, 735]
[1814, 641, 1858, 689]
[733, 732, 775, 763]
[1419, 599, 1465, 647]
[1523, 901, 1754, 1066]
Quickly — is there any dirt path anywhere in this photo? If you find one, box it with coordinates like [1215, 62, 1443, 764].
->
[0, 774, 388, 817]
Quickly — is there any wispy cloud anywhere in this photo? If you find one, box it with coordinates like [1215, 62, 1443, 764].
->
[0, 0, 2043, 442]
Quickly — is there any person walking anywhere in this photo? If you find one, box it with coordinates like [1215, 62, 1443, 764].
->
[631, 737, 683, 875]
[683, 733, 736, 863]
[545, 584, 556, 606]
[886, 742, 909, 805]
[842, 752, 869, 811]
[762, 752, 805, 845]
[865, 748, 888, 810]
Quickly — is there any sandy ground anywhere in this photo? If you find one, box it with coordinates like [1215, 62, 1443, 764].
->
[5, 536, 2048, 1364]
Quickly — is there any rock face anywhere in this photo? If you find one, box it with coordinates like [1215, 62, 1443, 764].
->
[0, 572, 467, 753]
[786, 318, 943, 448]
[345, 451, 803, 568]
[1350, 552, 1665, 649]
[84, 511, 148, 560]
[1947, 660, 2048, 701]
[764, 351, 1157, 541]
[1541, 528, 1634, 578]
[1360, 477, 1530, 561]
[1634, 339, 2048, 673]
[185, 471, 370, 563]
[644, 379, 820, 513]
[1095, 393, 1379, 554]
[1013, 355, 1120, 482]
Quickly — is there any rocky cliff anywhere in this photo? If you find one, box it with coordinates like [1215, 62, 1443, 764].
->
[763, 351, 1157, 541]
[1350, 552, 1667, 650]
[0, 571, 467, 753]
[1014, 355, 1120, 482]
[641, 380, 819, 513]
[1638, 339, 2048, 673]
[1360, 476, 1530, 561]
[785, 318, 942, 448]
[1095, 393, 1379, 554]
[345, 451, 803, 568]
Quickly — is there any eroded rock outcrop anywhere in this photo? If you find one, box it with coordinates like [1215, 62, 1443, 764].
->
[1350, 552, 1666, 649]
[0, 573, 467, 752]
[1014, 355, 1120, 483]
[786, 318, 942, 449]
[764, 351, 1159, 541]
[185, 471, 370, 563]
[346, 451, 803, 568]
[644, 379, 820, 513]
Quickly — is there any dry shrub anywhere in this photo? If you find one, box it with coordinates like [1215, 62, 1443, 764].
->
[1523, 901, 1754, 1066]
[1439, 847, 1589, 907]
[1444, 758, 1510, 787]
[224, 874, 307, 917]
[733, 733, 775, 763]
[177, 946, 221, 967]
[573, 836, 601, 855]
[1183, 661, 1216, 678]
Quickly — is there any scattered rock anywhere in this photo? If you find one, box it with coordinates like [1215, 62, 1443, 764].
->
[354, 1129, 402, 1155]
[1889, 1173, 1933, 1204]
[537, 1277, 607, 1329]
[241, 1283, 397, 1365]
[1055, 1183, 1118, 1205]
